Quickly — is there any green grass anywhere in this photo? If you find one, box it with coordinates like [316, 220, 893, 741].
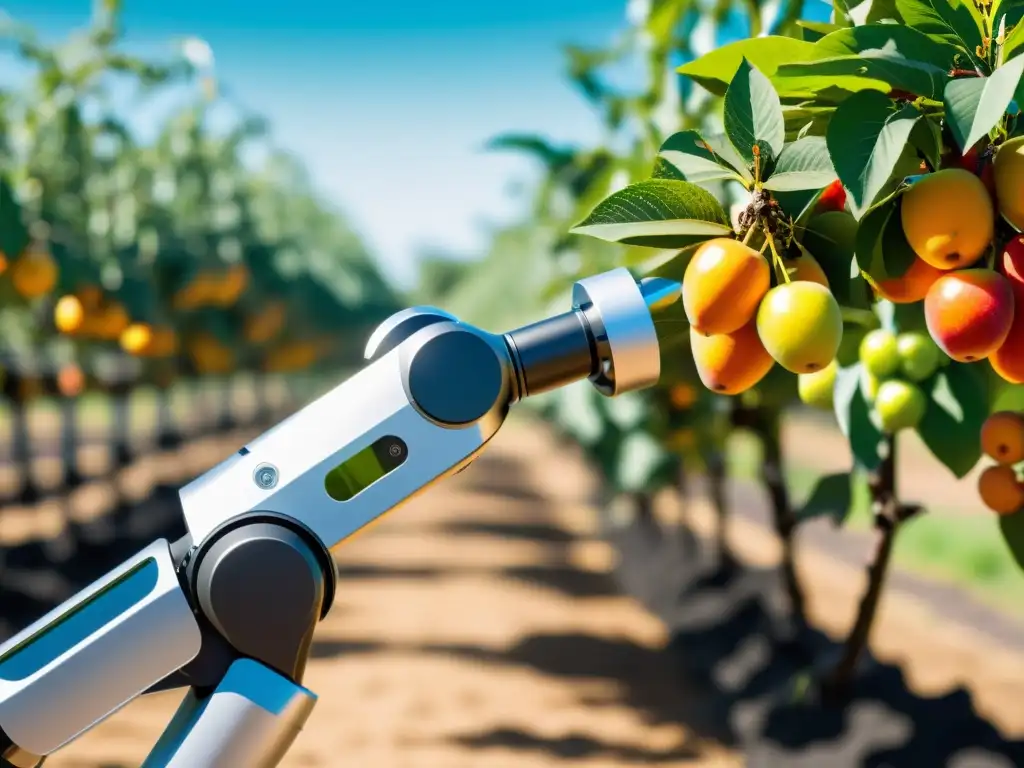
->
[727, 432, 1024, 619]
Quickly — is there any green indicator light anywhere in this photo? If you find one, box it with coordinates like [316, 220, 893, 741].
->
[324, 436, 407, 502]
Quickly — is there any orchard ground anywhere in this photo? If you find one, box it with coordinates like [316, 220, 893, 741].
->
[731, 408, 1024, 616]
[3, 416, 1024, 765]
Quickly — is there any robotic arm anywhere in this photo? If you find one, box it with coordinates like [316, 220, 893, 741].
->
[0, 268, 681, 768]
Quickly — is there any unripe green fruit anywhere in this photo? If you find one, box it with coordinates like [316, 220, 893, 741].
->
[874, 379, 927, 433]
[896, 331, 942, 382]
[859, 329, 901, 378]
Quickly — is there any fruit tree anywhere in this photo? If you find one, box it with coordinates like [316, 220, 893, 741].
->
[516, 0, 1024, 696]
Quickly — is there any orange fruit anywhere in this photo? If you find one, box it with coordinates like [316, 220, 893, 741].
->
[682, 238, 770, 335]
[978, 465, 1024, 514]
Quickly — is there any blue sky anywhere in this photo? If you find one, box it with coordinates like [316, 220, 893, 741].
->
[2, 0, 640, 288]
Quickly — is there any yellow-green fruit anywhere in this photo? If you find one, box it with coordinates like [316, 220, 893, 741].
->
[756, 281, 843, 374]
[874, 379, 927, 433]
[861, 371, 882, 403]
[900, 168, 994, 269]
[994, 136, 1024, 231]
[859, 329, 900, 378]
[798, 360, 837, 410]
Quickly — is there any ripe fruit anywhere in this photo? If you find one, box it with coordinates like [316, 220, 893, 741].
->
[669, 383, 698, 409]
[10, 244, 58, 298]
[956, 145, 997, 200]
[900, 168, 994, 270]
[782, 251, 829, 287]
[816, 180, 847, 213]
[53, 295, 85, 334]
[690, 320, 774, 395]
[990, 311, 1024, 383]
[977, 465, 1024, 515]
[873, 256, 945, 304]
[924, 269, 1015, 362]
[1000, 236, 1024, 298]
[56, 364, 84, 398]
[859, 329, 900, 378]
[896, 331, 941, 382]
[120, 323, 153, 355]
[682, 238, 770, 335]
[874, 379, 927, 433]
[994, 136, 1024, 231]
[756, 281, 843, 374]
[980, 411, 1024, 465]
[798, 360, 837, 409]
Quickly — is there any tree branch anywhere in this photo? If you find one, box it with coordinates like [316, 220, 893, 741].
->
[824, 435, 921, 700]
[734, 403, 806, 628]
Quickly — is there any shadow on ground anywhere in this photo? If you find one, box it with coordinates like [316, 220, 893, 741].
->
[611, 517, 1024, 768]
[5, 445, 1021, 766]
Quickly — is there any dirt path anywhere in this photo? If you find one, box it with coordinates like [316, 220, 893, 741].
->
[42, 423, 740, 768]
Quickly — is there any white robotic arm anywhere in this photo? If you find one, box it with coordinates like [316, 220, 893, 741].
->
[0, 268, 680, 768]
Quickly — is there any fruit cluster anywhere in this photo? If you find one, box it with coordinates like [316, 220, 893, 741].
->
[683, 236, 843, 395]
[978, 411, 1024, 515]
[796, 327, 944, 432]
[880, 141, 1024, 382]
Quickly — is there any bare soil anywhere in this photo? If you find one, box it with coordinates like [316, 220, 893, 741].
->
[33, 423, 740, 768]
[9, 417, 1024, 767]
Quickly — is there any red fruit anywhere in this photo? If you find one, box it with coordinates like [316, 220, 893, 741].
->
[924, 269, 1015, 362]
[991, 310, 1024, 383]
[1000, 236, 1024, 298]
[958, 145, 997, 200]
[817, 180, 847, 213]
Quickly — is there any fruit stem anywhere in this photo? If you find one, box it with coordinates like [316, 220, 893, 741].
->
[742, 224, 757, 246]
[763, 224, 791, 283]
[823, 436, 921, 701]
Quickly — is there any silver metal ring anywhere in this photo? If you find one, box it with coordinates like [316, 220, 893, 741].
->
[572, 267, 660, 396]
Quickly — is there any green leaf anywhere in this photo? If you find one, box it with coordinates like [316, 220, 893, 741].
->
[678, 36, 825, 96]
[798, 21, 846, 42]
[611, 430, 676, 493]
[638, 243, 702, 278]
[784, 106, 834, 140]
[571, 179, 733, 248]
[651, 157, 686, 180]
[800, 211, 863, 306]
[796, 472, 854, 524]
[910, 115, 944, 171]
[826, 90, 920, 215]
[658, 130, 748, 184]
[915, 363, 988, 477]
[896, 0, 984, 51]
[814, 24, 962, 69]
[724, 58, 786, 165]
[943, 55, 1024, 152]
[854, 186, 904, 279]
[550, 383, 606, 447]
[998, 508, 1024, 574]
[1001, 23, 1024, 63]
[0, 177, 30, 260]
[880, 196, 918, 278]
[703, 133, 755, 180]
[833, 362, 885, 470]
[776, 49, 948, 101]
[762, 136, 838, 190]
